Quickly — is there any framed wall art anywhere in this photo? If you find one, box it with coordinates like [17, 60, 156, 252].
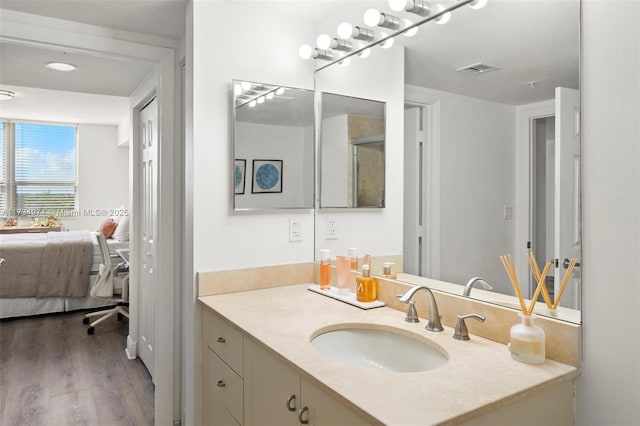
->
[234, 159, 246, 194]
[252, 159, 283, 193]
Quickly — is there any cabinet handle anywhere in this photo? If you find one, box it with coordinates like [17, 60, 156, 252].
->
[298, 406, 309, 424]
[216, 380, 226, 388]
[286, 394, 296, 411]
[216, 337, 226, 343]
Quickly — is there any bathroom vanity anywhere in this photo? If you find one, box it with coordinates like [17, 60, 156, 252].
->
[199, 283, 577, 425]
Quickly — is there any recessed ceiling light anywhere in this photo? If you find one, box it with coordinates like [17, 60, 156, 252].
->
[0, 90, 15, 100]
[45, 61, 78, 72]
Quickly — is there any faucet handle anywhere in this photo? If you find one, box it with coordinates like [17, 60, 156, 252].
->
[453, 313, 486, 341]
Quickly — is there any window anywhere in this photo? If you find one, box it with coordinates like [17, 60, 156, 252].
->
[1, 121, 78, 217]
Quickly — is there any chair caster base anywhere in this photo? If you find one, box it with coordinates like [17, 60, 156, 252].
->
[87, 327, 95, 335]
[83, 317, 90, 325]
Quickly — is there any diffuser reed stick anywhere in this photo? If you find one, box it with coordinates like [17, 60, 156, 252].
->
[527, 261, 551, 315]
[499, 254, 527, 313]
[526, 252, 554, 309]
[553, 258, 577, 309]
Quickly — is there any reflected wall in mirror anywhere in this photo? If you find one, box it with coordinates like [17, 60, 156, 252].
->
[320, 93, 386, 208]
[233, 80, 314, 210]
[313, 0, 581, 323]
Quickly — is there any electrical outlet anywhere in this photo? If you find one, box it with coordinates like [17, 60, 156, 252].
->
[326, 217, 337, 240]
[289, 218, 302, 242]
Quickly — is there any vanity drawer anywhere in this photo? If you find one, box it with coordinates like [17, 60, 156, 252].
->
[203, 308, 244, 376]
[208, 349, 244, 425]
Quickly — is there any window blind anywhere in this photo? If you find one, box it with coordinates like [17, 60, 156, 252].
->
[14, 123, 78, 215]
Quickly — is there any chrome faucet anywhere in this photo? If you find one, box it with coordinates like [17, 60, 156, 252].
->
[398, 285, 444, 332]
[463, 277, 494, 297]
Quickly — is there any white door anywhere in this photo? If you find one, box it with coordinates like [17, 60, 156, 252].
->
[403, 106, 421, 276]
[139, 97, 158, 378]
[554, 87, 581, 309]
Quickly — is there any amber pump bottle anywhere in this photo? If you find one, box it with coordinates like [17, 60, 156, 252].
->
[356, 264, 377, 302]
[319, 249, 331, 290]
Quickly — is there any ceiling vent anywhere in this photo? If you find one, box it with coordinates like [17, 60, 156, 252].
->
[456, 62, 500, 74]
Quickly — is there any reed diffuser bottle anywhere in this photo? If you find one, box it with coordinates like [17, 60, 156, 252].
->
[509, 313, 545, 364]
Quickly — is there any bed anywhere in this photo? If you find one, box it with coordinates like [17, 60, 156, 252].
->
[0, 230, 129, 319]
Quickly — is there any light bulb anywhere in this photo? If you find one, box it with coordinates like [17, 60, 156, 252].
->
[337, 22, 353, 39]
[403, 19, 418, 37]
[358, 48, 371, 58]
[276, 87, 285, 95]
[266, 92, 275, 100]
[234, 84, 242, 96]
[241, 81, 252, 91]
[469, 0, 488, 9]
[249, 100, 257, 107]
[316, 34, 332, 50]
[363, 9, 381, 27]
[388, 0, 408, 12]
[298, 44, 313, 60]
[257, 96, 265, 104]
[338, 57, 351, 67]
[434, 5, 451, 24]
[380, 34, 394, 49]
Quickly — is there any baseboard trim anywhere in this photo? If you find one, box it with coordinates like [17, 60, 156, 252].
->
[126, 334, 137, 360]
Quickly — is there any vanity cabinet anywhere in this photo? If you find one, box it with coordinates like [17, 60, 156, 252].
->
[203, 308, 369, 426]
[202, 308, 244, 426]
[243, 338, 369, 426]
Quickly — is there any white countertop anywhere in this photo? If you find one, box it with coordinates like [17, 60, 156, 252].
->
[199, 284, 578, 425]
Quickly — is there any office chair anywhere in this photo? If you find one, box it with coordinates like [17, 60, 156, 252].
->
[82, 231, 129, 334]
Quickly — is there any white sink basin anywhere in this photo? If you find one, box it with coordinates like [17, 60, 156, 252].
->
[310, 325, 448, 373]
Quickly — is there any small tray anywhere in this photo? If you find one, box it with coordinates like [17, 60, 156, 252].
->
[307, 284, 385, 310]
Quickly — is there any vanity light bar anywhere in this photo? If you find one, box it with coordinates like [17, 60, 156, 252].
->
[235, 84, 286, 108]
[298, 0, 484, 66]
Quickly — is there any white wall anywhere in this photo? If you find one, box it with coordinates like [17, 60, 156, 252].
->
[314, 46, 405, 259]
[192, 1, 315, 273]
[405, 84, 516, 293]
[234, 122, 313, 209]
[576, 1, 640, 424]
[68, 124, 128, 231]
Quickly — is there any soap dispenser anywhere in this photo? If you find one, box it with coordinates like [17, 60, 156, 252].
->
[356, 264, 377, 302]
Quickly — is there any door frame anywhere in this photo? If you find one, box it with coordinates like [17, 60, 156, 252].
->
[515, 100, 555, 293]
[0, 11, 179, 424]
[405, 84, 441, 279]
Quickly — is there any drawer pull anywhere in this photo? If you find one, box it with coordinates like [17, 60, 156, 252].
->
[286, 394, 296, 411]
[298, 406, 309, 424]
[216, 380, 226, 388]
[216, 337, 226, 343]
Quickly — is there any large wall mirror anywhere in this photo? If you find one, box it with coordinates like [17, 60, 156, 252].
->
[319, 92, 386, 208]
[232, 80, 314, 210]
[313, 0, 581, 323]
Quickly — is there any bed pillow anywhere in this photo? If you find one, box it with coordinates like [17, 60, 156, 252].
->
[113, 215, 129, 242]
[98, 218, 118, 238]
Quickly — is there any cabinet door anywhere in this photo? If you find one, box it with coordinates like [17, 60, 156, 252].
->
[244, 339, 300, 426]
[301, 377, 370, 426]
[204, 349, 243, 426]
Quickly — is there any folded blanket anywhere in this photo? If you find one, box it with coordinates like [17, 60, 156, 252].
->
[0, 233, 47, 297]
[36, 231, 93, 297]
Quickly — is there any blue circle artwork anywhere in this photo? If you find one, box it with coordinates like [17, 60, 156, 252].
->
[234, 165, 242, 188]
[255, 163, 279, 190]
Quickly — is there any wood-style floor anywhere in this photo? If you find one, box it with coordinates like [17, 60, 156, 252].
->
[0, 311, 154, 426]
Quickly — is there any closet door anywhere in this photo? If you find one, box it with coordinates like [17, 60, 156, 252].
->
[139, 97, 158, 378]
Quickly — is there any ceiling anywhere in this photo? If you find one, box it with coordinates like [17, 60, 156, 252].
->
[0, 0, 186, 41]
[0, 43, 155, 97]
